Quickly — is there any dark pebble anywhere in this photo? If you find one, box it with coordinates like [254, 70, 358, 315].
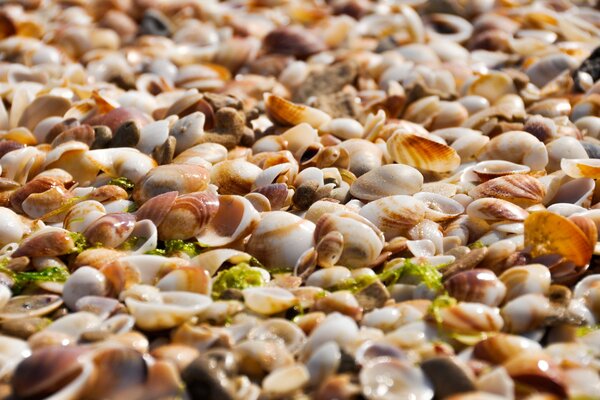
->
[139, 10, 172, 37]
[581, 141, 600, 159]
[573, 46, 600, 91]
[181, 357, 234, 400]
[421, 357, 476, 398]
[91, 125, 113, 149]
[111, 120, 141, 148]
[152, 136, 176, 165]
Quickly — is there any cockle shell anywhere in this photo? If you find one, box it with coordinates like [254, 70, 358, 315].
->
[466, 198, 529, 221]
[387, 132, 461, 172]
[469, 174, 545, 207]
[524, 211, 593, 267]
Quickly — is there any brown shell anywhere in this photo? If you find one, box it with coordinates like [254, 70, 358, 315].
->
[18, 95, 71, 131]
[504, 354, 567, 398]
[11, 346, 88, 399]
[164, 94, 215, 130]
[444, 269, 506, 307]
[50, 125, 95, 148]
[12, 229, 75, 258]
[472, 333, 541, 364]
[525, 211, 593, 267]
[135, 191, 178, 227]
[387, 132, 461, 172]
[157, 191, 219, 240]
[263, 26, 326, 59]
[84, 107, 150, 134]
[253, 183, 290, 211]
[83, 213, 136, 248]
[133, 164, 210, 204]
[468, 174, 546, 207]
[264, 94, 331, 128]
[10, 176, 64, 213]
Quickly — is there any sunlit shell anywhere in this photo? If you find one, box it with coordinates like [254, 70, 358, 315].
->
[315, 212, 385, 269]
[444, 269, 506, 307]
[466, 198, 529, 221]
[133, 164, 210, 204]
[473, 333, 543, 364]
[477, 131, 548, 171]
[86, 148, 157, 184]
[359, 195, 427, 240]
[359, 358, 434, 400]
[499, 264, 551, 301]
[503, 354, 567, 398]
[438, 302, 504, 334]
[246, 211, 315, 271]
[156, 192, 219, 240]
[350, 164, 423, 201]
[469, 174, 545, 207]
[243, 287, 297, 315]
[524, 211, 593, 266]
[264, 93, 331, 128]
[561, 158, 600, 179]
[210, 159, 262, 196]
[387, 132, 460, 172]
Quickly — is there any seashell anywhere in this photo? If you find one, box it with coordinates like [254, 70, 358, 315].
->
[319, 118, 364, 140]
[315, 212, 385, 269]
[473, 333, 543, 365]
[262, 364, 309, 397]
[83, 212, 136, 248]
[156, 191, 219, 240]
[338, 139, 382, 177]
[0, 207, 28, 246]
[85, 107, 150, 134]
[0, 146, 45, 185]
[210, 159, 262, 196]
[191, 249, 253, 276]
[524, 211, 593, 267]
[468, 174, 546, 208]
[12, 227, 76, 258]
[387, 132, 460, 173]
[156, 267, 211, 295]
[499, 264, 551, 302]
[301, 312, 358, 360]
[477, 131, 548, 171]
[11, 346, 91, 400]
[305, 341, 341, 387]
[18, 95, 71, 132]
[413, 192, 464, 222]
[247, 318, 306, 354]
[350, 164, 423, 201]
[86, 148, 157, 184]
[0, 294, 63, 320]
[359, 358, 434, 400]
[125, 290, 212, 331]
[503, 354, 567, 398]
[263, 27, 326, 59]
[526, 53, 577, 89]
[62, 267, 107, 310]
[313, 290, 362, 320]
[196, 195, 260, 247]
[235, 340, 294, 380]
[358, 195, 426, 240]
[133, 164, 210, 204]
[438, 302, 504, 334]
[467, 72, 516, 104]
[444, 269, 506, 307]
[527, 98, 571, 119]
[561, 158, 600, 179]
[546, 137, 588, 173]
[501, 293, 551, 333]
[264, 94, 331, 128]
[466, 198, 529, 221]
[246, 211, 315, 271]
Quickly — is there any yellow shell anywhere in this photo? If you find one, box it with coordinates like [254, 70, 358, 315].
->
[386, 132, 460, 173]
[524, 211, 593, 267]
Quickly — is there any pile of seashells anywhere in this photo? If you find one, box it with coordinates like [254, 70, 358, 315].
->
[1, 0, 600, 398]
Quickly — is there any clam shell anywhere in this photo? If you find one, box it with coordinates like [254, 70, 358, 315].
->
[86, 148, 157, 184]
[469, 174, 545, 207]
[473, 333, 542, 364]
[210, 159, 262, 196]
[499, 264, 551, 302]
[0, 294, 63, 320]
[466, 198, 529, 221]
[18, 94, 71, 132]
[359, 358, 434, 400]
[438, 302, 504, 334]
[350, 164, 423, 201]
[387, 132, 460, 172]
[13, 227, 76, 258]
[359, 195, 426, 240]
[264, 93, 331, 128]
[524, 211, 593, 266]
[243, 287, 297, 315]
[133, 164, 210, 204]
[444, 269, 506, 307]
[83, 212, 136, 248]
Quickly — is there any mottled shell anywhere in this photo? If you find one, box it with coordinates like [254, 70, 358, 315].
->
[264, 93, 331, 128]
[438, 302, 504, 334]
[444, 269, 506, 307]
